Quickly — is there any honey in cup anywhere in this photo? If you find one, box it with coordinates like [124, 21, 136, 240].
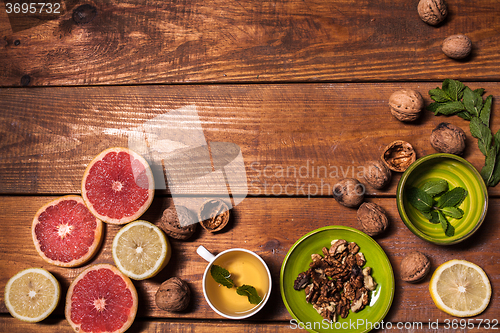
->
[205, 250, 270, 317]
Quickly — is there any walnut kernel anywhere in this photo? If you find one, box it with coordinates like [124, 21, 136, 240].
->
[155, 277, 191, 311]
[357, 202, 389, 236]
[417, 0, 447, 25]
[160, 206, 197, 240]
[381, 140, 416, 172]
[442, 34, 472, 60]
[363, 160, 392, 190]
[388, 89, 424, 122]
[430, 122, 467, 155]
[198, 199, 230, 232]
[400, 251, 431, 283]
[332, 178, 365, 208]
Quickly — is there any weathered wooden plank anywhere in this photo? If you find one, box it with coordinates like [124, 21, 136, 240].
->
[1, 0, 500, 86]
[0, 316, 495, 333]
[1, 196, 499, 323]
[1, 83, 500, 195]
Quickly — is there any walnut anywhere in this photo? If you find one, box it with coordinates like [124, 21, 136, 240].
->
[417, 0, 447, 26]
[160, 206, 197, 240]
[430, 122, 467, 155]
[363, 159, 392, 190]
[332, 178, 365, 208]
[388, 89, 424, 122]
[442, 34, 472, 60]
[357, 202, 389, 236]
[381, 140, 416, 172]
[155, 277, 191, 311]
[198, 199, 230, 232]
[400, 251, 431, 283]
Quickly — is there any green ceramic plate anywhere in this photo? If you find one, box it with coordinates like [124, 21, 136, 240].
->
[280, 226, 394, 333]
[397, 153, 488, 245]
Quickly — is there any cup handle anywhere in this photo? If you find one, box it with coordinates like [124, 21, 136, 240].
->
[197, 245, 216, 262]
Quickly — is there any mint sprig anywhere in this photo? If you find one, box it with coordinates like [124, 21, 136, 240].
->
[428, 79, 499, 186]
[210, 265, 263, 305]
[407, 179, 468, 237]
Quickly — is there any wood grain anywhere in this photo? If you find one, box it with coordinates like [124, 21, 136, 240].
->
[1, 82, 500, 196]
[2, 317, 494, 333]
[2, 0, 500, 86]
[1, 196, 499, 324]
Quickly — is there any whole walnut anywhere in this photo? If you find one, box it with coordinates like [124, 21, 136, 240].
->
[155, 277, 191, 311]
[363, 160, 392, 190]
[400, 251, 431, 283]
[388, 89, 424, 122]
[160, 206, 197, 240]
[417, 0, 447, 26]
[430, 122, 466, 155]
[357, 202, 389, 236]
[333, 178, 365, 208]
[442, 34, 472, 60]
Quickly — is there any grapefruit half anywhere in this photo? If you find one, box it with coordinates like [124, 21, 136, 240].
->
[82, 147, 155, 224]
[32, 195, 103, 267]
[65, 264, 138, 333]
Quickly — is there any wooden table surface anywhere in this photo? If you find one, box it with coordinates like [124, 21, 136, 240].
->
[1, 1, 499, 332]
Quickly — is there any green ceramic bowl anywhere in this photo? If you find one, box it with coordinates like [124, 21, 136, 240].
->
[397, 153, 488, 245]
[280, 226, 394, 333]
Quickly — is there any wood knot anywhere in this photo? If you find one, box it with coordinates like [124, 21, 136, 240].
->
[21, 75, 31, 86]
[72, 4, 97, 24]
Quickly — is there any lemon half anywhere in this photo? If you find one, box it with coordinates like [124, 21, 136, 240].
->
[4, 268, 60, 322]
[112, 220, 171, 280]
[429, 259, 491, 317]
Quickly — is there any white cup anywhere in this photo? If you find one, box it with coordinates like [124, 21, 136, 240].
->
[197, 245, 272, 319]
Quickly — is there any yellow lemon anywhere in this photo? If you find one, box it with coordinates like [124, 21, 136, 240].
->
[429, 259, 491, 317]
[112, 220, 171, 280]
[4, 268, 60, 322]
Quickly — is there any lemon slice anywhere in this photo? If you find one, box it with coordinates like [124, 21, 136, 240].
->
[429, 259, 491, 317]
[4, 268, 60, 322]
[112, 220, 171, 280]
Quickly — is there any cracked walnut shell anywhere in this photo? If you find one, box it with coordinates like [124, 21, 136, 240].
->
[418, 0, 447, 26]
[160, 206, 197, 240]
[381, 140, 416, 172]
[198, 199, 230, 232]
[400, 251, 431, 283]
[388, 89, 424, 122]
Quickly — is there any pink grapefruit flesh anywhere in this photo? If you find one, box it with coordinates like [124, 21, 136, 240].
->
[82, 147, 155, 224]
[65, 264, 138, 333]
[32, 195, 103, 267]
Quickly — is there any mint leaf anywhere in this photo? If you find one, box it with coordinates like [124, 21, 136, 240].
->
[421, 179, 448, 197]
[457, 111, 473, 121]
[428, 211, 440, 224]
[210, 265, 234, 288]
[463, 87, 483, 117]
[435, 101, 466, 116]
[236, 285, 262, 305]
[470, 117, 493, 156]
[429, 88, 453, 103]
[480, 95, 493, 128]
[436, 187, 468, 208]
[440, 207, 464, 219]
[474, 88, 485, 96]
[442, 79, 465, 101]
[437, 211, 450, 234]
[445, 221, 455, 237]
[481, 145, 498, 186]
[407, 187, 434, 213]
